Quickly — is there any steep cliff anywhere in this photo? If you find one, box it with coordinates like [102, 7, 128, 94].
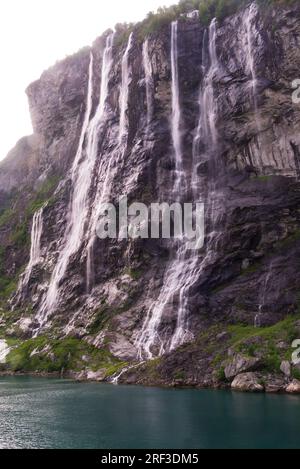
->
[1, 1, 300, 390]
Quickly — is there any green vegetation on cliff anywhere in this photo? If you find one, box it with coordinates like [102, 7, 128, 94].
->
[4, 336, 126, 377]
[123, 0, 300, 40]
[0, 175, 61, 305]
[137, 316, 300, 387]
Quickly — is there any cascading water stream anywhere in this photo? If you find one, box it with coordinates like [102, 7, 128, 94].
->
[196, 19, 218, 149]
[136, 18, 221, 359]
[244, 3, 258, 106]
[119, 32, 133, 146]
[16, 204, 46, 299]
[243, 2, 264, 168]
[110, 361, 145, 385]
[142, 39, 153, 129]
[36, 36, 115, 329]
[170, 18, 221, 352]
[171, 21, 185, 195]
[86, 33, 133, 293]
[255, 261, 273, 327]
[35, 52, 94, 328]
[135, 22, 184, 359]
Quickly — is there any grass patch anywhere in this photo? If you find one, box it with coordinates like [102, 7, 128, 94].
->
[226, 316, 300, 373]
[228, 316, 299, 346]
[0, 208, 15, 228]
[87, 306, 111, 335]
[26, 175, 60, 216]
[143, 358, 162, 380]
[292, 368, 300, 381]
[125, 268, 143, 281]
[240, 261, 261, 276]
[5, 336, 126, 376]
[275, 229, 300, 250]
[173, 370, 186, 380]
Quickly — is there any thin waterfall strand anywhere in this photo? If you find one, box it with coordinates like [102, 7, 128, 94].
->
[171, 21, 184, 194]
[243, 3, 264, 168]
[142, 39, 154, 129]
[16, 205, 45, 296]
[118, 32, 133, 146]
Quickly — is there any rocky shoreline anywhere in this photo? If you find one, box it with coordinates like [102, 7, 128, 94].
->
[1, 368, 300, 395]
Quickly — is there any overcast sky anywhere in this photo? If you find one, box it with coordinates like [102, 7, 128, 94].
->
[0, 0, 175, 161]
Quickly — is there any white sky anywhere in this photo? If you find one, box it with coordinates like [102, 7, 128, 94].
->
[0, 0, 176, 161]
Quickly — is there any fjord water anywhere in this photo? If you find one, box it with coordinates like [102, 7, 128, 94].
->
[0, 377, 300, 449]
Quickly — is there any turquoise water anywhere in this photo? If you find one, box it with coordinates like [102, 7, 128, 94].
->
[0, 376, 299, 449]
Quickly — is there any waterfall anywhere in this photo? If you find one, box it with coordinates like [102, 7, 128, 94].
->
[118, 32, 133, 145]
[110, 362, 144, 385]
[192, 29, 207, 172]
[170, 18, 223, 351]
[35, 52, 94, 326]
[136, 18, 221, 359]
[85, 33, 133, 293]
[244, 3, 258, 104]
[70, 54, 94, 175]
[170, 20, 221, 351]
[16, 205, 45, 296]
[171, 21, 184, 194]
[0, 340, 11, 364]
[36, 36, 115, 328]
[135, 22, 190, 359]
[243, 3, 264, 168]
[135, 22, 184, 359]
[142, 39, 153, 129]
[196, 18, 218, 149]
[255, 261, 273, 327]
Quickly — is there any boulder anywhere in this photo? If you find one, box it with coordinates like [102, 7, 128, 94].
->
[231, 373, 264, 392]
[264, 377, 286, 393]
[280, 360, 291, 378]
[109, 333, 137, 361]
[224, 354, 261, 380]
[86, 370, 106, 382]
[286, 379, 300, 394]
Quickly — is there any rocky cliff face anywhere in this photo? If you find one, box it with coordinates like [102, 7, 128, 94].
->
[1, 2, 300, 389]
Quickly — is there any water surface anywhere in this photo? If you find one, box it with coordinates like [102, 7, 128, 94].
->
[0, 377, 299, 449]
